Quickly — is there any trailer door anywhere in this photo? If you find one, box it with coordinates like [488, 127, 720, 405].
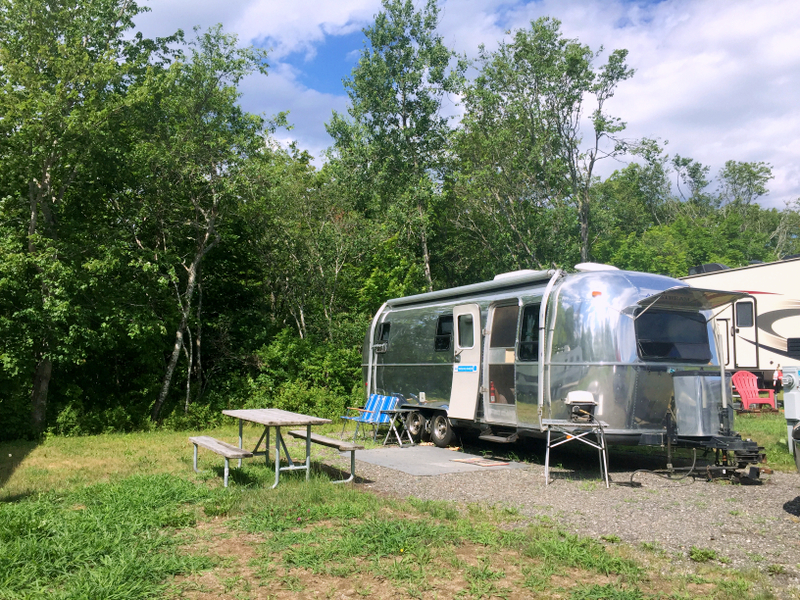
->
[734, 300, 758, 368]
[448, 304, 481, 420]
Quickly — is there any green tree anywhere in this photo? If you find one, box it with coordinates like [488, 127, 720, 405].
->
[128, 27, 269, 422]
[717, 160, 774, 209]
[454, 17, 633, 267]
[327, 0, 465, 290]
[670, 154, 713, 217]
[0, 0, 173, 434]
[773, 200, 800, 258]
[591, 142, 673, 264]
[243, 148, 376, 342]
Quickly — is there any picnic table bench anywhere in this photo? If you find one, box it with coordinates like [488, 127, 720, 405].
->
[189, 435, 253, 488]
[288, 430, 363, 483]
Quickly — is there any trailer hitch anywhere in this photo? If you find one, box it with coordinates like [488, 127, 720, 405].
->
[705, 464, 763, 485]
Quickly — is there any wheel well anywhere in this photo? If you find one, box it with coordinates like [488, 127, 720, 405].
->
[415, 408, 447, 423]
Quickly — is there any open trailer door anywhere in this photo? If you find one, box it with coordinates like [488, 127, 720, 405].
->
[448, 304, 482, 420]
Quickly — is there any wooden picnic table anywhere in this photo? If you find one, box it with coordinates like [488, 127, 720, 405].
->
[222, 409, 331, 488]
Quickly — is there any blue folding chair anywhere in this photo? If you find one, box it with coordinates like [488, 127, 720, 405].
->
[340, 394, 382, 439]
[341, 394, 398, 442]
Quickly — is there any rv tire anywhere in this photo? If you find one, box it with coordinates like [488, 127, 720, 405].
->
[406, 411, 428, 441]
[430, 413, 455, 448]
[795, 441, 800, 474]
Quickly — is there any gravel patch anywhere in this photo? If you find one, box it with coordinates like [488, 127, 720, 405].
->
[339, 444, 800, 593]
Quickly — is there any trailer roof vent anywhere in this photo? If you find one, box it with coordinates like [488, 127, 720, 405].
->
[574, 262, 619, 272]
[493, 269, 540, 280]
[688, 263, 729, 276]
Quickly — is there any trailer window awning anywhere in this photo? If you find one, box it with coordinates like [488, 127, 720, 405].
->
[628, 286, 749, 320]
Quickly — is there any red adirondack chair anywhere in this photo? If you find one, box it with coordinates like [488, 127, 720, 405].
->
[731, 371, 776, 411]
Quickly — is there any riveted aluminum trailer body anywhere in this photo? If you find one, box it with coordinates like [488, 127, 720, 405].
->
[362, 265, 761, 458]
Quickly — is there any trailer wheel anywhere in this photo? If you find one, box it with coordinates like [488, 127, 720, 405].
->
[430, 413, 455, 448]
[406, 411, 428, 441]
[795, 441, 800, 474]
[793, 423, 800, 474]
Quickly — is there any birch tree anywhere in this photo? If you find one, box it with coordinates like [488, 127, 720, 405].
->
[455, 18, 633, 266]
[134, 27, 268, 422]
[327, 0, 465, 290]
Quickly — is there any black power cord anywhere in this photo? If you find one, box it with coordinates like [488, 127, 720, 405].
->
[629, 448, 698, 485]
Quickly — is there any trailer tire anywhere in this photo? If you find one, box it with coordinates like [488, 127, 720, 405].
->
[430, 413, 455, 448]
[406, 411, 428, 442]
[795, 441, 800, 474]
[793, 423, 800, 473]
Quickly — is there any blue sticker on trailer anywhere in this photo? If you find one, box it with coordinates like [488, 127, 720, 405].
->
[454, 365, 478, 372]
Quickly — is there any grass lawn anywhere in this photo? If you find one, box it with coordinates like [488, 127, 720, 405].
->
[0, 417, 795, 599]
[734, 410, 797, 472]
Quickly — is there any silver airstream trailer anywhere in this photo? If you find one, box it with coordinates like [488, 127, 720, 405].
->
[363, 264, 762, 464]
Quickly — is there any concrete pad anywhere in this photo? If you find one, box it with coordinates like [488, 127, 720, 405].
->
[351, 445, 527, 476]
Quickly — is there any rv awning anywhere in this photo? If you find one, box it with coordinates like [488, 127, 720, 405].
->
[628, 286, 749, 320]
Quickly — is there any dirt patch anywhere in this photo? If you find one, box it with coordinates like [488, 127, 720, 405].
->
[173, 519, 264, 599]
[169, 515, 767, 600]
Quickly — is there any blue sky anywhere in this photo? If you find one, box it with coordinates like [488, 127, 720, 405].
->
[280, 29, 364, 96]
[134, 0, 800, 209]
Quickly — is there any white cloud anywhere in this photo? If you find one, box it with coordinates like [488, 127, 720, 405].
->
[135, 0, 800, 207]
[231, 0, 381, 59]
[482, 0, 800, 208]
[135, 0, 251, 38]
[238, 64, 348, 162]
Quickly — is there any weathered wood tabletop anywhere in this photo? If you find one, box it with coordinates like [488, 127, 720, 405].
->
[222, 408, 331, 427]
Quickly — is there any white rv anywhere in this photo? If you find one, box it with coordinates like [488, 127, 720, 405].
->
[682, 257, 800, 386]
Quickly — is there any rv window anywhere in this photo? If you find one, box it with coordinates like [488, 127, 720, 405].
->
[635, 310, 711, 362]
[458, 314, 474, 348]
[518, 304, 540, 361]
[378, 322, 391, 342]
[435, 315, 453, 351]
[735, 302, 754, 328]
[490, 304, 519, 348]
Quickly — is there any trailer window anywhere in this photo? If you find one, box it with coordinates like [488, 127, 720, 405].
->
[518, 304, 540, 361]
[458, 314, 474, 348]
[378, 323, 390, 342]
[434, 315, 453, 351]
[635, 310, 711, 362]
[736, 301, 754, 328]
[490, 305, 519, 348]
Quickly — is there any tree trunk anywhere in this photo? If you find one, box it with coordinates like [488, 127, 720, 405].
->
[153, 319, 186, 422]
[418, 202, 433, 291]
[579, 189, 590, 263]
[30, 356, 52, 435]
[183, 324, 193, 414]
[151, 244, 211, 421]
[194, 281, 203, 403]
[28, 175, 55, 436]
